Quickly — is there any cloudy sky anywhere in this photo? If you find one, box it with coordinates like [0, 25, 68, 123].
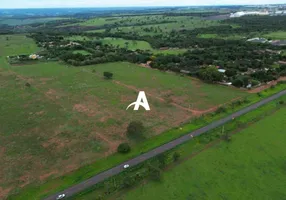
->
[1, 0, 285, 8]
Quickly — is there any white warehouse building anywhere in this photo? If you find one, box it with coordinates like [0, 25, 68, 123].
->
[230, 11, 269, 18]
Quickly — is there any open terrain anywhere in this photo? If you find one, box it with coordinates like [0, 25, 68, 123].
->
[0, 17, 66, 26]
[0, 35, 249, 198]
[0, 35, 40, 56]
[66, 36, 153, 51]
[263, 31, 286, 40]
[116, 106, 286, 200]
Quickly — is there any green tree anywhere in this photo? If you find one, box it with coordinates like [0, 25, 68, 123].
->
[157, 153, 167, 169]
[198, 66, 224, 82]
[127, 121, 145, 140]
[173, 152, 181, 162]
[117, 143, 131, 154]
[148, 164, 162, 181]
[103, 72, 113, 79]
[232, 79, 244, 88]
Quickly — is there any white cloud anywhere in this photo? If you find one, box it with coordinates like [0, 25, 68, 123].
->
[1, 0, 285, 8]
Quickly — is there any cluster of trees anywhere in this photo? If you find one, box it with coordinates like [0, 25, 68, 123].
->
[150, 42, 284, 85]
[30, 33, 151, 66]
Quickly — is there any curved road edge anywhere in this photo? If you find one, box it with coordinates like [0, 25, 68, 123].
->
[44, 89, 286, 200]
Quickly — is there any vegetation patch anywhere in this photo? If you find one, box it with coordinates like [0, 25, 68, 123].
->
[118, 106, 286, 200]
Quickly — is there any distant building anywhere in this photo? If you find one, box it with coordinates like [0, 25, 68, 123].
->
[271, 40, 286, 46]
[230, 11, 269, 18]
[159, 47, 169, 50]
[180, 70, 190, 74]
[29, 54, 38, 60]
[247, 38, 268, 43]
[218, 69, 226, 73]
[278, 61, 286, 65]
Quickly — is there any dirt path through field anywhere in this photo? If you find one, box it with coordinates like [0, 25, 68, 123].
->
[112, 80, 242, 116]
[248, 77, 286, 93]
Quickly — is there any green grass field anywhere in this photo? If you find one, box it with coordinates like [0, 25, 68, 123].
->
[118, 107, 286, 200]
[73, 50, 92, 55]
[263, 31, 286, 40]
[85, 62, 248, 110]
[197, 33, 245, 40]
[0, 35, 40, 56]
[0, 35, 252, 199]
[65, 35, 153, 50]
[60, 15, 169, 28]
[66, 35, 186, 53]
[102, 37, 152, 50]
[108, 17, 221, 36]
[152, 49, 188, 55]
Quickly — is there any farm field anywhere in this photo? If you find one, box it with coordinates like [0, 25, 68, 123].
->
[0, 35, 249, 199]
[263, 31, 286, 40]
[117, 107, 286, 200]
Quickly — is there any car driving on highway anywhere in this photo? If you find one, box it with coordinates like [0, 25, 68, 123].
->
[56, 194, 66, 200]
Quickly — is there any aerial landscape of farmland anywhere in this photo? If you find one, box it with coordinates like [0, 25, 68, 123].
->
[0, 2, 286, 200]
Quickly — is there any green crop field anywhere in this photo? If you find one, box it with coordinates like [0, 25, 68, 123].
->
[118, 107, 286, 200]
[263, 31, 286, 40]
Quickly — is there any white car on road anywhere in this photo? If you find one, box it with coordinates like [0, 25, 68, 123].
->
[124, 164, 130, 169]
[56, 194, 66, 200]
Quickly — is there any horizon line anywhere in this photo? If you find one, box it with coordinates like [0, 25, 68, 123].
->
[0, 3, 285, 10]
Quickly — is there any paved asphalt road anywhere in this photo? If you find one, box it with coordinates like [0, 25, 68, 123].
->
[45, 89, 286, 200]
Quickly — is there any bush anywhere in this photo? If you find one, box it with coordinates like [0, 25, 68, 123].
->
[257, 92, 262, 97]
[279, 100, 284, 105]
[148, 164, 162, 181]
[251, 79, 260, 87]
[157, 153, 167, 169]
[127, 121, 145, 140]
[215, 106, 227, 114]
[103, 72, 113, 79]
[232, 79, 244, 88]
[25, 82, 31, 87]
[222, 132, 231, 142]
[117, 143, 131, 154]
[173, 152, 181, 162]
[270, 85, 276, 89]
